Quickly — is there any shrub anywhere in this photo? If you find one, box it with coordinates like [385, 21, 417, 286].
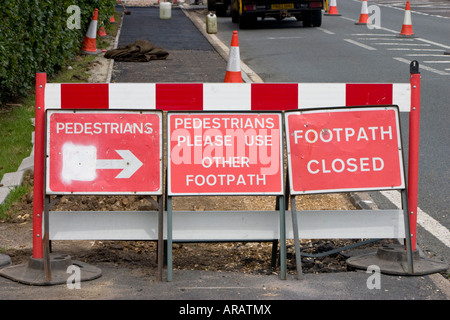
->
[0, 0, 115, 105]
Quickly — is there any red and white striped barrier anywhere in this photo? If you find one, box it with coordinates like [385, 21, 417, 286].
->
[44, 82, 411, 112]
[33, 66, 420, 260]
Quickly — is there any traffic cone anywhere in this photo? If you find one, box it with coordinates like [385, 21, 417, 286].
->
[81, 8, 102, 54]
[324, 0, 341, 16]
[110, 3, 117, 23]
[355, 0, 370, 25]
[97, 22, 107, 37]
[224, 31, 243, 83]
[398, 1, 416, 37]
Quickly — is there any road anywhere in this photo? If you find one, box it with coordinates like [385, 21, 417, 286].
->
[207, 0, 450, 264]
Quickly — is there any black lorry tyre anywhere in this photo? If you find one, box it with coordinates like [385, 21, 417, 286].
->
[239, 13, 256, 29]
[232, 6, 239, 22]
[216, 3, 228, 16]
[311, 9, 322, 27]
[208, 0, 216, 11]
[302, 11, 312, 27]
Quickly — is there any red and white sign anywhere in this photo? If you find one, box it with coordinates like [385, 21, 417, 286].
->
[168, 112, 284, 195]
[46, 110, 163, 195]
[285, 106, 405, 194]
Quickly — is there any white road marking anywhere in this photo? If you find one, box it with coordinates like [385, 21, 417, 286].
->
[380, 190, 450, 248]
[374, 43, 431, 46]
[393, 57, 450, 75]
[344, 39, 377, 50]
[317, 27, 335, 35]
[405, 54, 450, 57]
[387, 48, 443, 51]
[422, 60, 450, 63]
[266, 36, 304, 40]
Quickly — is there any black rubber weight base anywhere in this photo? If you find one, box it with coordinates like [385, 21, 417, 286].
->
[346, 244, 448, 276]
[0, 253, 102, 286]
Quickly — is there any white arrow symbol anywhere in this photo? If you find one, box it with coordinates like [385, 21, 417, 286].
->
[96, 150, 143, 179]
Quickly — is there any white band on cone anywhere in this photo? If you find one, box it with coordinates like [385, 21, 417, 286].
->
[86, 20, 98, 39]
[226, 47, 241, 72]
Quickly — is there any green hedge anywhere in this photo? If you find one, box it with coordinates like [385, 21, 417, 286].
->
[0, 0, 115, 105]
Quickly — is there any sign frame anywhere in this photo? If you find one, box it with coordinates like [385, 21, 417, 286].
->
[284, 105, 406, 195]
[45, 109, 164, 196]
[285, 105, 413, 279]
[167, 111, 285, 196]
[165, 110, 287, 281]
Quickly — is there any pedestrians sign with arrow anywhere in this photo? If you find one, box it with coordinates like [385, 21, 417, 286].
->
[45, 110, 163, 195]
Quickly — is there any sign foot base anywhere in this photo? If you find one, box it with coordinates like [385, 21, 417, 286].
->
[0, 253, 102, 286]
[346, 244, 448, 276]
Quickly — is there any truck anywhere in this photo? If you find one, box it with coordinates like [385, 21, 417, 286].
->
[208, 0, 324, 29]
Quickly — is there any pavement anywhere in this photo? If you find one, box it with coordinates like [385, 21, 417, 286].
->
[0, 3, 449, 307]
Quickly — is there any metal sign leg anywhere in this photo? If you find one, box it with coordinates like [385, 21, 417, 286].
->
[278, 195, 287, 280]
[401, 189, 414, 274]
[157, 195, 164, 282]
[290, 196, 303, 280]
[167, 196, 173, 282]
[43, 195, 52, 282]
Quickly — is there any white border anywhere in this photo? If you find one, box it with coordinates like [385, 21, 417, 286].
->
[167, 112, 284, 196]
[45, 109, 163, 195]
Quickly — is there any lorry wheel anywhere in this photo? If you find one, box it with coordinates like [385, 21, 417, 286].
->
[302, 11, 312, 27]
[311, 9, 322, 27]
[208, 0, 216, 11]
[216, 3, 228, 17]
[239, 13, 256, 29]
[232, 7, 239, 23]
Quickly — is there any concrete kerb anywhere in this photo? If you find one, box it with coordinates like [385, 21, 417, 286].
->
[0, 129, 34, 205]
[106, 11, 125, 83]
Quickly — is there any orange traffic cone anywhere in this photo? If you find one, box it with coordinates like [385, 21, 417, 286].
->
[325, 0, 341, 16]
[224, 31, 243, 83]
[398, 1, 416, 37]
[97, 22, 107, 37]
[81, 8, 102, 54]
[110, 3, 117, 23]
[355, 0, 370, 25]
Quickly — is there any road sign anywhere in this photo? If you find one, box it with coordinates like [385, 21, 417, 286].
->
[167, 112, 284, 195]
[285, 106, 405, 194]
[46, 110, 163, 195]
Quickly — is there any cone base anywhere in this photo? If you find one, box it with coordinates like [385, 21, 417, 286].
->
[398, 25, 416, 37]
[224, 71, 243, 83]
[81, 49, 103, 55]
[324, 13, 342, 16]
[397, 33, 417, 38]
[355, 14, 370, 25]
